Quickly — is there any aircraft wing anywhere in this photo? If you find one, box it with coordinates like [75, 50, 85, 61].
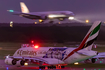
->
[93, 52, 105, 59]
[6, 56, 64, 65]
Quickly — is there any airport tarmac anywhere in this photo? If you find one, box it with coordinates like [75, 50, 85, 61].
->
[0, 59, 105, 70]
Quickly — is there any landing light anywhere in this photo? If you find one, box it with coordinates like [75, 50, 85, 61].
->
[74, 62, 79, 65]
[48, 15, 55, 18]
[39, 19, 43, 22]
[86, 20, 89, 23]
[68, 16, 74, 20]
[24, 62, 28, 66]
[34, 45, 39, 48]
[48, 15, 66, 18]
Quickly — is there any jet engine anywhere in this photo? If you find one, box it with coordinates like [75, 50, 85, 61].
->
[5, 58, 25, 66]
[5, 58, 17, 65]
[16, 60, 25, 66]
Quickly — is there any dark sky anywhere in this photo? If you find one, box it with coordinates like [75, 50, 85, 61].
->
[0, 0, 105, 23]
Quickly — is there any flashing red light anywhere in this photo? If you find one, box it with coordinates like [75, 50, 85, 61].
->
[31, 40, 34, 43]
[34, 45, 39, 48]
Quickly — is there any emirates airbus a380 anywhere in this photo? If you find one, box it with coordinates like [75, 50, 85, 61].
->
[7, 2, 74, 23]
[5, 21, 101, 69]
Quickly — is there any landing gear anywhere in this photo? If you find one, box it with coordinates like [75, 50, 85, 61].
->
[39, 66, 45, 69]
[49, 21, 54, 23]
[84, 58, 96, 63]
[48, 65, 56, 69]
[91, 58, 96, 63]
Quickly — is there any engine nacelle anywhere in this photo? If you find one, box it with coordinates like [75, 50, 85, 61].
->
[5, 58, 25, 66]
[16, 60, 25, 66]
[5, 58, 17, 65]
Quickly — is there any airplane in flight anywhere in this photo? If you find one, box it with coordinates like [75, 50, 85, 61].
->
[5, 21, 102, 69]
[7, 2, 74, 23]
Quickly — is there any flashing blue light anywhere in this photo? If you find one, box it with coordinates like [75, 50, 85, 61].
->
[6, 67, 8, 70]
[9, 10, 14, 12]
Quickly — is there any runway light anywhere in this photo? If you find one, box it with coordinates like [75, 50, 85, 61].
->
[35, 22, 37, 24]
[24, 62, 28, 66]
[74, 62, 79, 65]
[68, 16, 74, 20]
[86, 20, 89, 23]
[10, 21, 13, 27]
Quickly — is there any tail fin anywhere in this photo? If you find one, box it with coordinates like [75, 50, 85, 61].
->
[78, 21, 101, 50]
[20, 2, 29, 13]
[63, 21, 101, 61]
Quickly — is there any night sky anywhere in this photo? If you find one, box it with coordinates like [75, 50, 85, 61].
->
[0, 0, 105, 23]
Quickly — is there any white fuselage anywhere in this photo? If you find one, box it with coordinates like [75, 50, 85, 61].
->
[13, 47, 97, 64]
[30, 11, 74, 16]
[19, 11, 74, 20]
[13, 47, 51, 57]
